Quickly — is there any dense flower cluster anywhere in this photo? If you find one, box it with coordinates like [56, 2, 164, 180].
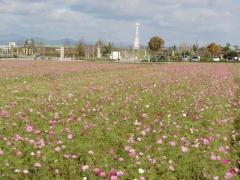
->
[0, 61, 239, 179]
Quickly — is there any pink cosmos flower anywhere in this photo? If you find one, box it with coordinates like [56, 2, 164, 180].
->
[64, 154, 71, 159]
[142, 113, 148, 118]
[128, 151, 137, 158]
[99, 171, 106, 177]
[109, 176, 118, 180]
[108, 169, 118, 180]
[56, 140, 63, 145]
[0, 111, 9, 118]
[223, 136, 228, 141]
[157, 139, 163, 145]
[181, 146, 189, 153]
[55, 146, 61, 152]
[67, 134, 73, 140]
[225, 168, 239, 179]
[82, 165, 89, 172]
[141, 130, 146, 136]
[213, 176, 219, 180]
[225, 172, 234, 179]
[229, 168, 239, 174]
[169, 165, 175, 171]
[218, 147, 226, 153]
[222, 159, 230, 165]
[36, 151, 41, 158]
[116, 171, 124, 176]
[203, 138, 210, 145]
[124, 146, 131, 151]
[49, 120, 57, 127]
[15, 150, 22, 157]
[13, 134, 23, 142]
[34, 129, 41, 135]
[64, 128, 71, 133]
[210, 155, 217, 161]
[84, 123, 93, 130]
[93, 168, 102, 175]
[93, 168, 106, 177]
[26, 124, 33, 132]
[170, 141, 176, 147]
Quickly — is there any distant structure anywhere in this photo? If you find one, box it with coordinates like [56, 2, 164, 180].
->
[97, 45, 101, 59]
[0, 42, 17, 55]
[60, 47, 65, 60]
[23, 38, 35, 55]
[9, 42, 17, 49]
[110, 51, 121, 60]
[133, 22, 140, 50]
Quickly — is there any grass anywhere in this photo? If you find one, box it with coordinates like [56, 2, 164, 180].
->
[0, 61, 239, 179]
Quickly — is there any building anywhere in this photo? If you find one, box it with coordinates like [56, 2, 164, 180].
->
[110, 51, 121, 60]
[0, 42, 18, 56]
[23, 39, 35, 56]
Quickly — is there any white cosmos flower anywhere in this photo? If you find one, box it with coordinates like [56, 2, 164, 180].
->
[138, 168, 144, 174]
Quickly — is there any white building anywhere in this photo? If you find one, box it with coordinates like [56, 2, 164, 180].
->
[9, 42, 17, 48]
[110, 51, 121, 60]
[0, 42, 18, 56]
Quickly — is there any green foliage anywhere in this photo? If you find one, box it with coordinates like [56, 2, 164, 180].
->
[102, 42, 114, 56]
[227, 51, 238, 58]
[76, 41, 85, 58]
[182, 51, 191, 56]
[192, 44, 199, 54]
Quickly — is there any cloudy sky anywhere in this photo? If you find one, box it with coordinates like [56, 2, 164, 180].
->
[0, 0, 240, 46]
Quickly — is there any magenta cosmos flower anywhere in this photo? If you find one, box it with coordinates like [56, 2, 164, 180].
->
[222, 159, 230, 165]
[25, 124, 34, 132]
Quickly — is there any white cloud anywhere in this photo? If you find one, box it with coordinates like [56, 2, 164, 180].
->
[0, 0, 239, 45]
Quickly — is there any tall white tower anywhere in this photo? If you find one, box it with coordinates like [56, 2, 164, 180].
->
[60, 47, 64, 61]
[133, 22, 140, 50]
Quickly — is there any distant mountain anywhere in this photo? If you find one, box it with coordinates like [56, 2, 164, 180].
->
[0, 35, 135, 48]
[0, 35, 77, 46]
[0, 34, 25, 44]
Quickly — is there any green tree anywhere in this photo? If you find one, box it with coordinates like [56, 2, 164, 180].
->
[192, 44, 199, 54]
[227, 51, 238, 58]
[148, 36, 165, 55]
[223, 43, 231, 56]
[103, 42, 113, 56]
[76, 41, 85, 58]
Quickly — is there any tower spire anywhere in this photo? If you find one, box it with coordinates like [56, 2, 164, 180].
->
[133, 22, 140, 50]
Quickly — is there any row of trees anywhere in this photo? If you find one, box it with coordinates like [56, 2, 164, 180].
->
[207, 43, 239, 59]
[14, 36, 238, 61]
[33, 40, 115, 58]
[75, 41, 114, 58]
[147, 35, 239, 60]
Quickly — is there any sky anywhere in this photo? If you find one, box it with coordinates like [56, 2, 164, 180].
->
[0, 0, 240, 46]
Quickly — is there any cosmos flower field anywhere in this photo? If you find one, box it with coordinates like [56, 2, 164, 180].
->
[0, 61, 239, 180]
